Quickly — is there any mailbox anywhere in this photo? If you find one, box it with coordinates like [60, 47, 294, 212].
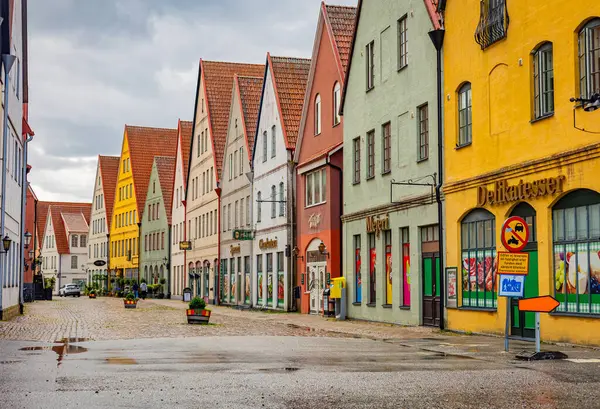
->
[330, 277, 346, 299]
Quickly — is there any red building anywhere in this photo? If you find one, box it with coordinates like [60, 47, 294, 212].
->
[294, 3, 356, 314]
[24, 182, 38, 293]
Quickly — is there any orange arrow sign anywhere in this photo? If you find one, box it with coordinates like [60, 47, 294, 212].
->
[518, 296, 560, 313]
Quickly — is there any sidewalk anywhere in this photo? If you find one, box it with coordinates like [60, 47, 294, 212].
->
[146, 298, 600, 362]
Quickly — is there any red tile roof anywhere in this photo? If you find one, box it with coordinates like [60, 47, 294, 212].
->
[236, 75, 263, 160]
[37, 201, 90, 248]
[154, 156, 176, 225]
[98, 155, 120, 232]
[178, 120, 193, 188]
[201, 60, 264, 181]
[268, 55, 312, 149]
[61, 212, 89, 233]
[47, 203, 92, 254]
[324, 4, 357, 74]
[125, 125, 178, 217]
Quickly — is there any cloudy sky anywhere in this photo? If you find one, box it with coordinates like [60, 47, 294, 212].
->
[27, 0, 356, 202]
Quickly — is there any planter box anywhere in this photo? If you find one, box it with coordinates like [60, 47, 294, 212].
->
[89, 294, 97, 299]
[186, 309, 211, 324]
[44, 289, 53, 301]
[123, 300, 137, 309]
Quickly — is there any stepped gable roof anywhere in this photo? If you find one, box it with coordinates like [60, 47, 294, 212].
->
[236, 75, 263, 160]
[125, 125, 178, 216]
[179, 120, 193, 187]
[154, 156, 176, 224]
[201, 60, 264, 180]
[47, 203, 92, 254]
[324, 4, 357, 74]
[98, 155, 119, 231]
[268, 55, 312, 149]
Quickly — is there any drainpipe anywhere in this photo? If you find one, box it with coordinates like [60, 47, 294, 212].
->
[429, 29, 445, 331]
[326, 155, 343, 280]
[167, 224, 171, 298]
[0, 54, 15, 311]
[215, 186, 222, 306]
[287, 153, 296, 311]
[19, 133, 33, 312]
[182, 199, 187, 290]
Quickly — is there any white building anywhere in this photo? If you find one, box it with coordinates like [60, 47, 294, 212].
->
[39, 203, 91, 293]
[0, 0, 33, 319]
[251, 55, 310, 310]
[86, 155, 119, 287]
[186, 60, 263, 303]
[169, 120, 192, 300]
[219, 74, 262, 306]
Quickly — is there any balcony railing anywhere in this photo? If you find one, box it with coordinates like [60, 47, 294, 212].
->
[474, 0, 509, 50]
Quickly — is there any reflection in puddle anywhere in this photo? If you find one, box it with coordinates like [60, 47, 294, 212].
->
[105, 357, 137, 365]
[20, 339, 88, 367]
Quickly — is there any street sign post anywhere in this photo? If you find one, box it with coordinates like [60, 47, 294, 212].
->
[497, 252, 529, 275]
[498, 275, 525, 298]
[500, 216, 530, 253]
[518, 295, 560, 354]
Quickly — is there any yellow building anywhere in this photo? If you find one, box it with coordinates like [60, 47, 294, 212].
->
[442, 1, 600, 345]
[109, 126, 178, 282]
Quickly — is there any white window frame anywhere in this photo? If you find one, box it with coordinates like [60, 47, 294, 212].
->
[333, 83, 341, 126]
[305, 168, 326, 208]
[315, 94, 322, 135]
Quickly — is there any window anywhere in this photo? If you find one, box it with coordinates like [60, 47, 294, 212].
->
[257, 192, 262, 222]
[71, 255, 78, 269]
[199, 131, 203, 157]
[203, 172, 206, 195]
[279, 182, 285, 216]
[552, 189, 600, 315]
[474, 0, 509, 50]
[366, 130, 375, 179]
[382, 122, 391, 173]
[239, 147, 244, 176]
[461, 209, 497, 309]
[353, 137, 361, 184]
[222, 206, 226, 232]
[240, 198, 244, 226]
[80, 235, 87, 247]
[271, 126, 276, 158]
[458, 83, 472, 146]
[418, 104, 429, 161]
[234, 151, 238, 178]
[368, 233, 376, 304]
[366, 41, 375, 90]
[333, 83, 341, 126]
[398, 16, 408, 69]
[204, 130, 208, 153]
[271, 185, 276, 219]
[262, 131, 268, 162]
[234, 200, 239, 229]
[354, 235, 362, 303]
[210, 167, 214, 191]
[314, 94, 322, 135]
[71, 235, 78, 248]
[533, 43, 554, 119]
[305, 168, 326, 207]
[400, 227, 410, 307]
[228, 204, 231, 231]
[384, 230, 392, 305]
[578, 19, 600, 100]
[246, 195, 251, 226]
[214, 210, 217, 234]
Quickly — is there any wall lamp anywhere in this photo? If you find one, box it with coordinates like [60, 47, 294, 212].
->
[570, 93, 600, 112]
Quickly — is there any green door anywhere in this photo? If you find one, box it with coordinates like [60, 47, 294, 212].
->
[422, 254, 440, 327]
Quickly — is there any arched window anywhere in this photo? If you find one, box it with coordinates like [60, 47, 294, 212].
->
[314, 94, 321, 135]
[457, 83, 472, 146]
[532, 42, 554, 119]
[552, 189, 600, 314]
[333, 83, 341, 125]
[71, 235, 79, 248]
[279, 182, 285, 216]
[271, 185, 276, 219]
[257, 192, 262, 223]
[578, 19, 600, 99]
[461, 209, 496, 308]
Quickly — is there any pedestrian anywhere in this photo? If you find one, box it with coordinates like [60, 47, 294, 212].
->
[140, 281, 147, 300]
[132, 281, 139, 299]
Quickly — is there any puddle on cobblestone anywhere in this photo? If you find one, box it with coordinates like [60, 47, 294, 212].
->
[20, 344, 88, 367]
[105, 357, 137, 365]
[57, 337, 90, 343]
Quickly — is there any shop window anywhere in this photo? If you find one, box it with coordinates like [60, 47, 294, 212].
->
[257, 254, 263, 304]
[384, 230, 392, 305]
[368, 233, 376, 304]
[578, 19, 600, 100]
[532, 42, 554, 119]
[552, 189, 600, 315]
[458, 83, 472, 146]
[400, 227, 410, 307]
[354, 235, 362, 303]
[461, 209, 497, 309]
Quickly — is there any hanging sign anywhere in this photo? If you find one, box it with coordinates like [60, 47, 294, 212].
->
[500, 216, 530, 253]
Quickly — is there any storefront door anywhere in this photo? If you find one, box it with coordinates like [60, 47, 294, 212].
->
[422, 252, 440, 326]
[308, 263, 325, 314]
[510, 203, 538, 339]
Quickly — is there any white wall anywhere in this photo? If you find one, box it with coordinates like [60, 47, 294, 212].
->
[170, 134, 187, 299]
[87, 163, 109, 283]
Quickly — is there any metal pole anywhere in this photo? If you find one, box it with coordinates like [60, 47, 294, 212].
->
[535, 312, 541, 353]
[504, 296, 511, 352]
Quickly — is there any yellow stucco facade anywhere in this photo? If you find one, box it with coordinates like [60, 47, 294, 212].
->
[109, 132, 140, 280]
[443, 1, 600, 345]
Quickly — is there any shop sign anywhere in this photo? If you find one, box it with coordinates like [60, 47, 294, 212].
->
[366, 214, 389, 238]
[230, 245, 241, 256]
[497, 252, 529, 275]
[259, 238, 278, 250]
[308, 213, 321, 229]
[477, 176, 566, 207]
[233, 230, 253, 240]
[179, 241, 192, 250]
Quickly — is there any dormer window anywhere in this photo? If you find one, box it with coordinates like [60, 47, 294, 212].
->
[71, 235, 79, 248]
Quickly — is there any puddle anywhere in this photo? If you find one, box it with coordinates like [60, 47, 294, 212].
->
[259, 367, 301, 373]
[105, 357, 137, 365]
[19, 338, 89, 367]
[57, 337, 90, 343]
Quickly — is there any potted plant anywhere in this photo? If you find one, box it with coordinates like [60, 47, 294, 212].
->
[186, 297, 211, 324]
[123, 292, 137, 309]
[44, 277, 55, 300]
[89, 289, 97, 299]
[158, 278, 166, 299]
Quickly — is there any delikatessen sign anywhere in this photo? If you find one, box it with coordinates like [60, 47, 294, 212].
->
[477, 176, 566, 207]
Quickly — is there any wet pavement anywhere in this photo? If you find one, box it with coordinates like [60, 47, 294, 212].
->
[1, 298, 600, 408]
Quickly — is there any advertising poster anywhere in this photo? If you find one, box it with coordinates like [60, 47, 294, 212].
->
[385, 245, 392, 305]
[370, 248, 376, 301]
[446, 267, 458, 308]
[245, 273, 250, 304]
[223, 275, 230, 303]
[554, 242, 600, 313]
[402, 244, 411, 306]
[230, 273, 236, 303]
[257, 272, 263, 304]
[267, 274, 273, 305]
[277, 272, 284, 308]
[355, 248, 362, 303]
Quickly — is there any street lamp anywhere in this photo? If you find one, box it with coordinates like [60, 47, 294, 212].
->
[23, 231, 31, 248]
[570, 94, 600, 112]
[2, 235, 11, 252]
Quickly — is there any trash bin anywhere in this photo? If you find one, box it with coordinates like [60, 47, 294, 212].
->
[183, 287, 192, 303]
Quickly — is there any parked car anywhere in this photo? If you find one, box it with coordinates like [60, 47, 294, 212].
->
[59, 284, 81, 297]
